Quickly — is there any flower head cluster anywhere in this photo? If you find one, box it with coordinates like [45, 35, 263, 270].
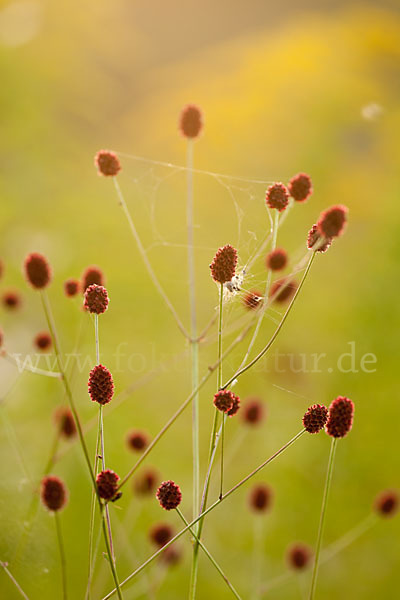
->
[249, 484, 272, 513]
[96, 469, 120, 500]
[95, 150, 121, 176]
[88, 364, 114, 405]
[325, 396, 354, 438]
[317, 205, 348, 238]
[41, 476, 67, 511]
[210, 245, 238, 284]
[303, 404, 328, 434]
[242, 399, 264, 426]
[64, 278, 80, 297]
[2, 291, 21, 310]
[24, 252, 52, 289]
[156, 480, 182, 511]
[84, 284, 109, 314]
[134, 469, 158, 495]
[270, 278, 297, 303]
[150, 523, 174, 547]
[54, 407, 77, 439]
[81, 265, 104, 292]
[34, 332, 52, 352]
[179, 104, 203, 139]
[288, 173, 313, 203]
[287, 543, 312, 569]
[307, 224, 332, 253]
[242, 290, 263, 310]
[266, 248, 288, 271]
[214, 390, 239, 414]
[266, 183, 289, 212]
[127, 430, 149, 452]
[374, 491, 399, 517]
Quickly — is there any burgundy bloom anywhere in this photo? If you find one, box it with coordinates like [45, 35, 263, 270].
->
[160, 545, 181, 566]
[317, 205, 348, 238]
[249, 484, 272, 513]
[374, 491, 399, 517]
[326, 396, 354, 438]
[266, 248, 288, 271]
[134, 469, 158, 496]
[24, 252, 52, 289]
[288, 173, 313, 203]
[243, 290, 263, 310]
[227, 394, 241, 417]
[214, 390, 236, 413]
[84, 284, 109, 314]
[88, 364, 114, 405]
[2, 290, 21, 310]
[303, 404, 329, 434]
[266, 183, 289, 212]
[54, 407, 77, 439]
[150, 523, 174, 547]
[242, 399, 264, 426]
[210, 245, 238, 284]
[95, 150, 121, 177]
[64, 278, 80, 297]
[41, 476, 67, 512]
[81, 266, 105, 292]
[307, 224, 332, 253]
[34, 332, 52, 352]
[179, 104, 203, 139]
[96, 469, 120, 500]
[270, 278, 297, 303]
[287, 543, 312, 569]
[156, 480, 182, 511]
[127, 430, 149, 452]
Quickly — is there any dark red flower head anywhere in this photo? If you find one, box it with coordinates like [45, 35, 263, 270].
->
[150, 523, 174, 547]
[24, 252, 52, 289]
[249, 484, 272, 513]
[266, 183, 289, 212]
[243, 290, 263, 310]
[210, 245, 238, 284]
[84, 284, 109, 314]
[54, 407, 77, 439]
[64, 278, 80, 297]
[270, 278, 297, 303]
[242, 399, 264, 426]
[34, 332, 52, 352]
[266, 248, 288, 271]
[288, 173, 313, 203]
[127, 430, 149, 452]
[287, 543, 312, 569]
[160, 545, 182, 566]
[2, 290, 21, 310]
[88, 364, 114, 405]
[96, 469, 120, 500]
[134, 469, 158, 496]
[213, 390, 236, 413]
[326, 396, 354, 438]
[81, 266, 105, 292]
[95, 150, 121, 177]
[179, 104, 203, 139]
[317, 205, 348, 238]
[41, 476, 67, 512]
[303, 404, 329, 434]
[156, 480, 182, 511]
[307, 224, 332, 253]
[374, 491, 399, 518]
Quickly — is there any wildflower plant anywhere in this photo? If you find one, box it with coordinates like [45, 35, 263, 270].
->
[0, 103, 396, 600]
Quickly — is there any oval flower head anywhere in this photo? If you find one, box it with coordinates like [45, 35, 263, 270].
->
[325, 396, 354, 438]
[156, 480, 182, 511]
[88, 364, 114, 405]
[288, 173, 313, 203]
[210, 244, 238, 284]
[317, 205, 348, 238]
[24, 252, 52, 289]
[266, 183, 289, 212]
[41, 476, 67, 512]
[95, 150, 121, 176]
[179, 104, 203, 139]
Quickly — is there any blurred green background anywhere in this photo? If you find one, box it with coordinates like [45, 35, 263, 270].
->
[0, 0, 399, 598]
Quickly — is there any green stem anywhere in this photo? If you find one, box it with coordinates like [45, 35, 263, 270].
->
[222, 252, 316, 390]
[176, 508, 242, 600]
[0, 561, 30, 600]
[309, 437, 338, 600]
[55, 512, 67, 600]
[102, 429, 306, 600]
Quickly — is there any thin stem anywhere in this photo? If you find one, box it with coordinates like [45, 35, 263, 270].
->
[102, 429, 305, 599]
[0, 561, 30, 600]
[222, 252, 316, 390]
[95, 314, 100, 364]
[55, 512, 67, 600]
[101, 508, 123, 600]
[40, 291, 122, 598]
[113, 177, 189, 339]
[219, 414, 226, 500]
[176, 508, 242, 600]
[186, 140, 200, 526]
[309, 437, 338, 600]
